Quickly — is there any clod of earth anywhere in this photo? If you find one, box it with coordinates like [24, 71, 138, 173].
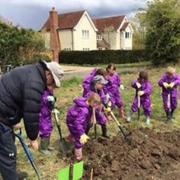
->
[83, 128, 180, 179]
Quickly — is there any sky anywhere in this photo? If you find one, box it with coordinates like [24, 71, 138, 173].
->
[0, 0, 148, 30]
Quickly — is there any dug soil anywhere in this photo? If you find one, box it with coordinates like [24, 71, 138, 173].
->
[83, 128, 180, 180]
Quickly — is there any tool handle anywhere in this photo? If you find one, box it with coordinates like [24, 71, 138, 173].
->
[137, 95, 141, 109]
[53, 110, 63, 140]
[110, 111, 126, 138]
[94, 124, 97, 139]
[90, 168, 94, 180]
[15, 131, 41, 180]
[167, 93, 171, 111]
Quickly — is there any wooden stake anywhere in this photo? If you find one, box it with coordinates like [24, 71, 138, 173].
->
[90, 168, 93, 180]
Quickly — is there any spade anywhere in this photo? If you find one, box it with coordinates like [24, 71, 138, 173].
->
[53, 108, 71, 155]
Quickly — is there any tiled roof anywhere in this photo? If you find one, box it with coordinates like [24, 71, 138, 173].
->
[93, 15, 125, 32]
[41, 10, 85, 31]
[120, 22, 129, 31]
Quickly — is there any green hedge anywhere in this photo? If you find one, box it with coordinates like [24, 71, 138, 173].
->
[60, 50, 147, 64]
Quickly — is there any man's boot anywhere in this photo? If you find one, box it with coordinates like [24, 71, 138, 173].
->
[17, 170, 28, 180]
[40, 138, 51, 155]
[101, 124, 109, 138]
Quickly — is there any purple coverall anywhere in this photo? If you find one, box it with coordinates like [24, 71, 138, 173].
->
[104, 73, 123, 109]
[131, 80, 153, 117]
[158, 74, 180, 112]
[39, 90, 54, 138]
[66, 97, 106, 149]
[82, 69, 97, 97]
[84, 85, 108, 124]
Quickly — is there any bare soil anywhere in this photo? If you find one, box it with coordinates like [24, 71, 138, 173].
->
[83, 128, 180, 180]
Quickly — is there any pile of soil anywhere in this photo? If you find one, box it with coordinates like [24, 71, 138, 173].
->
[83, 128, 180, 180]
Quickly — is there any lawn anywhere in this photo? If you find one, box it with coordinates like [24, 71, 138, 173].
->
[16, 63, 180, 179]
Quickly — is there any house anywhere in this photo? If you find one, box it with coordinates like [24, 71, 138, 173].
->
[94, 16, 133, 50]
[41, 8, 133, 51]
[41, 9, 98, 51]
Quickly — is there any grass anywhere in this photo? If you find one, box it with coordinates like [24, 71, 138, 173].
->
[16, 63, 180, 179]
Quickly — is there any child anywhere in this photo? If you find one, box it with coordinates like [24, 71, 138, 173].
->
[158, 67, 180, 121]
[105, 63, 125, 119]
[84, 75, 110, 138]
[39, 88, 56, 155]
[127, 71, 153, 125]
[82, 68, 106, 97]
[66, 93, 104, 161]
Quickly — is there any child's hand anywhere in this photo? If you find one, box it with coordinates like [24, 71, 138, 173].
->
[169, 82, 175, 88]
[13, 123, 22, 130]
[136, 82, 141, 89]
[120, 84, 125, 90]
[138, 91, 144, 96]
[80, 134, 90, 144]
[104, 107, 111, 113]
[163, 82, 169, 89]
[47, 96, 56, 102]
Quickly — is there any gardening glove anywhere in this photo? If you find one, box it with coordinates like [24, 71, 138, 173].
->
[104, 107, 112, 113]
[136, 82, 141, 89]
[80, 134, 90, 144]
[138, 91, 145, 96]
[47, 95, 56, 102]
[120, 84, 125, 90]
[47, 96, 56, 106]
[163, 82, 169, 89]
[169, 82, 175, 89]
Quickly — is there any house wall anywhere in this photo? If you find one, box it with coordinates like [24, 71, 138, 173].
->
[42, 12, 133, 51]
[116, 31, 120, 49]
[43, 32, 50, 50]
[58, 29, 73, 50]
[73, 13, 97, 50]
[102, 31, 117, 50]
[120, 25, 133, 50]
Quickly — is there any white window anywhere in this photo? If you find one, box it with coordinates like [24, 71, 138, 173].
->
[125, 32, 131, 39]
[83, 48, 90, 51]
[97, 34, 102, 40]
[82, 30, 89, 39]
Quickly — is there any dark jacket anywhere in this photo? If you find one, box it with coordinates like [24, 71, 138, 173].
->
[0, 62, 47, 140]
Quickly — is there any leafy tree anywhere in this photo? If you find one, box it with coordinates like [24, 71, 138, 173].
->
[0, 21, 45, 71]
[131, 10, 146, 50]
[145, 0, 180, 65]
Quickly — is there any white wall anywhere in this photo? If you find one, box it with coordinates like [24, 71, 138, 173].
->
[73, 13, 97, 50]
[59, 30, 73, 50]
[120, 25, 133, 50]
[102, 31, 118, 50]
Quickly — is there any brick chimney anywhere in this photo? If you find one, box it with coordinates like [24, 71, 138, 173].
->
[49, 7, 61, 62]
